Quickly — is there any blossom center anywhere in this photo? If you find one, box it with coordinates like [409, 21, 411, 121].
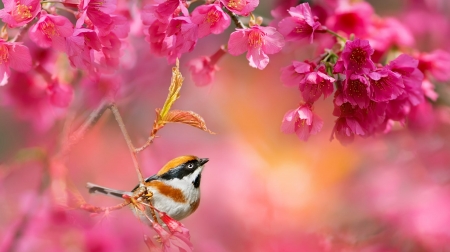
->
[295, 21, 310, 34]
[339, 102, 355, 117]
[206, 9, 220, 25]
[348, 78, 366, 97]
[40, 20, 59, 38]
[227, 0, 246, 11]
[13, 2, 33, 22]
[0, 45, 9, 64]
[350, 47, 367, 70]
[248, 30, 264, 48]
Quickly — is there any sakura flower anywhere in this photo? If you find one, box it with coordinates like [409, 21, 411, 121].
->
[29, 11, 74, 52]
[387, 54, 424, 106]
[66, 28, 101, 71]
[153, 0, 189, 22]
[97, 32, 121, 70]
[385, 97, 412, 122]
[166, 16, 198, 63]
[191, 4, 230, 38]
[188, 47, 226, 87]
[146, 20, 171, 57]
[220, 0, 259, 16]
[0, 0, 41, 27]
[77, 0, 117, 32]
[417, 49, 450, 82]
[149, 220, 193, 252]
[368, 17, 415, 61]
[341, 39, 375, 75]
[300, 65, 335, 103]
[0, 40, 32, 86]
[280, 61, 314, 87]
[281, 104, 323, 141]
[326, 2, 373, 37]
[331, 102, 366, 144]
[421, 79, 438, 101]
[342, 74, 371, 109]
[368, 67, 404, 102]
[228, 25, 284, 70]
[277, 3, 323, 43]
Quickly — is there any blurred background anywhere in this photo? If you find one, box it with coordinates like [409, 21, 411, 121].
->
[1, 0, 450, 251]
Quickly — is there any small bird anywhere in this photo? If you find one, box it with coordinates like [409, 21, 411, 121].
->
[86, 155, 209, 221]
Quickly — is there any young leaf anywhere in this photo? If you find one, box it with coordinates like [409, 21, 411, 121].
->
[159, 59, 184, 121]
[159, 109, 215, 134]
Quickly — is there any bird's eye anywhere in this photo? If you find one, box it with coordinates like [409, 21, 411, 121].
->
[187, 163, 194, 169]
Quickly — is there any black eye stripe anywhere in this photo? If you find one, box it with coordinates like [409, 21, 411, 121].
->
[159, 160, 200, 180]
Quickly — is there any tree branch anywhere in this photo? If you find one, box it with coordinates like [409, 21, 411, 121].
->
[109, 103, 144, 183]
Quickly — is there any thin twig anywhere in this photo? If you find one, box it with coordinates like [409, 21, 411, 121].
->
[326, 29, 347, 42]
[135, 136, 156, 153]
[109, 103, 144, 183]
[59, 100, 111, 157]
[224, 8, 246, 29]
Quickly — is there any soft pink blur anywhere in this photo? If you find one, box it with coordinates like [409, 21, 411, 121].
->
[1, 0, 450, 251]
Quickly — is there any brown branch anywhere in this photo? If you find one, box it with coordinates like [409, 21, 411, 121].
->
[109, 103, 144, 183]
[224, 8, 246, 29]
[58, 100, 111, 158]
[135, 136, 156, 153]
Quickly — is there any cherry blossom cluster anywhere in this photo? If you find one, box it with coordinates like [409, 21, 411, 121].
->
[0, 0, 130, 130]
[277, 2, 450, 144]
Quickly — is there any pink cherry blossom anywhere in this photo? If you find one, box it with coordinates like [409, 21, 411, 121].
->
[280, 61, 314, 87]
[97, 32, 121, 70]
[421, 79, 438, 101]
[188, 56, 218, 87]
[149, 219, 193, 252]
[166, 16, 198, 63]
[77, 0, 117, 32]
[277, 3, 323, 43]
[153, 0, 189, 22]
[29, 11, 74, 52]
[368, 17, 415, 61]
[281, 103, 323, 141]
[0, 0, 41, 27]
[191, 4, 230, 38]
[417, 49, 450, 82]
[387, 54, 424, 106]
[145, 16, 198, 63]
[0, 40, 32, 86]
[326, 2, 374, 37]
[188, 47, 226, 87]
[228, 25, 284, 70]
[341, 39, 375, 75]
[66, 28, 101, 72]
[331, 101, 366, 144]
[146, 20, 171, 57]
[300, 65, 335, 103]
[342, 74, 371, 109]
[368, 67, 404, 102]
[220, 0, 259, 16]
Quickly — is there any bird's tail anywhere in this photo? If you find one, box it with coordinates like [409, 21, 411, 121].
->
[86, 182, 131, 199]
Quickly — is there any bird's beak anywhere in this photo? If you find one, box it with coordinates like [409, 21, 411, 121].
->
[199, 158, 209, 165]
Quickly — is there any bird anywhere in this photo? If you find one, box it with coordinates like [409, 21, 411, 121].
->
[86, 155, 209, 222]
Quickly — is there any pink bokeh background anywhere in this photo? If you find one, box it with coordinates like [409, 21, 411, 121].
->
[1, 0, 450, 251]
